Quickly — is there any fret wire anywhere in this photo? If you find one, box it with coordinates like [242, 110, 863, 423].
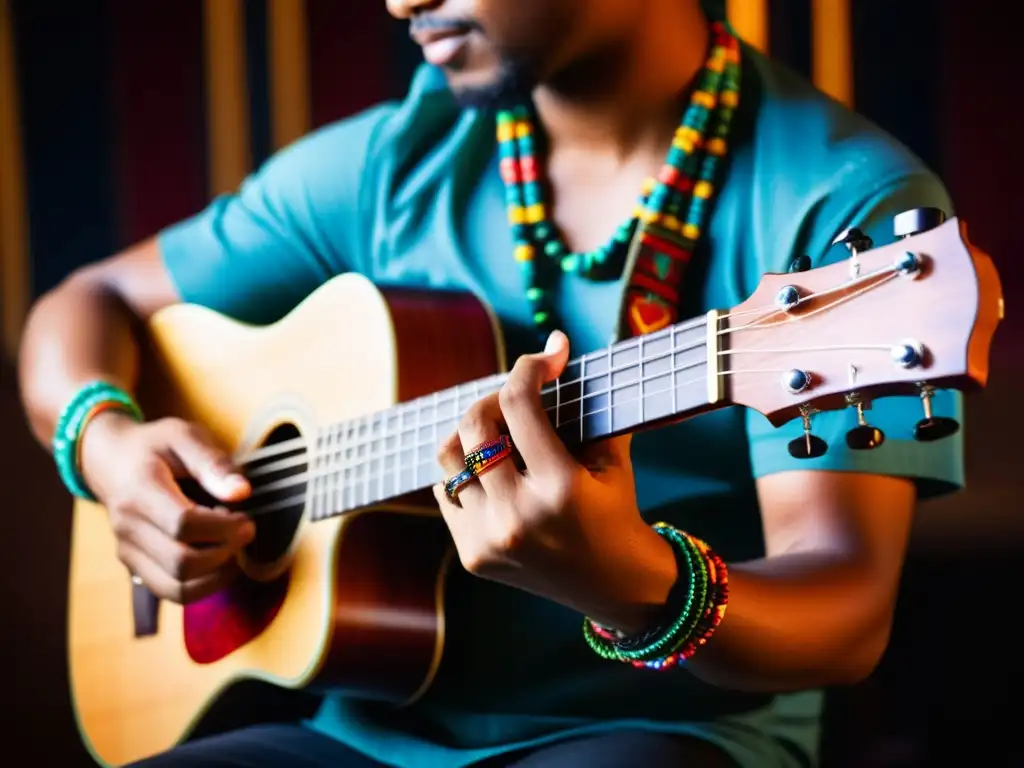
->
[347, 420, 356, 511]
[671, 324, 678, 419]
[320, 347, 710, 482]
[301, 367, 708, 518]
[299, 368, 711, 502]
[308, 432, 317, 521]
[638, 335, 645, 427]
[356, 421, 363, 509]
[378, 409, 386, 503]
[431, 391, 439, 493]
[357, 421, 364, 507]
[327, 426, 337, 520]
[312, 432, 323, 521]
[391, 410, 399, 500]
[579, 352, 586, 442]
[412, 399, 420, 491]
[364, 413, 372, 509]
[329, 425, 339, 519]
[334, 424, 341, 514]
[554, 369, 561, 428]
[543, 320, 706, 395]
[333, 420, 342, 515]
[333, 315, 705, 437]
[366, 318, 706, 445]
[318, 426, 326, 519]
[303, 317, 709, 509]
[338, 421, 345, 511]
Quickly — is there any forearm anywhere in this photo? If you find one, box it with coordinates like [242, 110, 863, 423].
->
[585, 525, 898, 693]
[18, 269, 142, 448]
[684, 551, 896, 691]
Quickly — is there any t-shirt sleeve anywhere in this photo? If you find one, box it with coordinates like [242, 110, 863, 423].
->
[157, 103, 396, 325]
[746, 173, 966, 499]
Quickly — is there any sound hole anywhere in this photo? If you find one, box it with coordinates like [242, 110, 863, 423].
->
[239, 422, 308, 567]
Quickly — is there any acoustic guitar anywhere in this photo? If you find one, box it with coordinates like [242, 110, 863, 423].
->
[67, 210, 1003, 766]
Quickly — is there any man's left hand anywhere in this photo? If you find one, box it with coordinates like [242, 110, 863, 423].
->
[432, 330, 676, 632]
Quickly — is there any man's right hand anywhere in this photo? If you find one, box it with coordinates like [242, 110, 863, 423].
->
[79, 412, 256, 604]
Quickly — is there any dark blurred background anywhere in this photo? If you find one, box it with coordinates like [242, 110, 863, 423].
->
[1, 1, 1020, 765]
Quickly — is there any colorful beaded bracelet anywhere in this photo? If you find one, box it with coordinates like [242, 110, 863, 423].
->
[583, 523, 729, 669]
[52, 380, 144, 501]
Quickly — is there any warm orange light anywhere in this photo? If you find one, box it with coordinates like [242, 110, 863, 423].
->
[269, 0, 311, 150]
[726, 0, 769, 53]
[203, 0, 252, 196]
[0, 0, 28, 360]
[812, 0, 853, 107]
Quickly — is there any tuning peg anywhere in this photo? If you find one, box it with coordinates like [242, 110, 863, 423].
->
[832, 227, 873, 253]
[894, 207, 947, 239]
[788, 408, 828, 459]
[914, 384, 960, 442]
[832, 227, 873, 278]
[845, 393, 885, 450]
[788, 254, 812, 273]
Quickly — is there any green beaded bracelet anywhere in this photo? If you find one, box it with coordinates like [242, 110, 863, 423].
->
[52, 380, 144, 501]
[583, 523, 711, 663]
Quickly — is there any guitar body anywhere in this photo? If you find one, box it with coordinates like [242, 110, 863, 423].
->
[63, 215, 1003, 767]
[67, 274, 505, 766]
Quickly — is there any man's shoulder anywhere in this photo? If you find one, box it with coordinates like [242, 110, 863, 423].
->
[745, 49, 941, 200]
[726, 48, 951, 276]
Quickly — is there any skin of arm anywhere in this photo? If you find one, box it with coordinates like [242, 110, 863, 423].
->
[18, 238, 179, 447]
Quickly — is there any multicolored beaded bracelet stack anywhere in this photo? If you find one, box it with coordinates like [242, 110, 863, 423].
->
[495, 21, 742, 340]
[52, 380, 144, 501]
[583, 523, 729, 670]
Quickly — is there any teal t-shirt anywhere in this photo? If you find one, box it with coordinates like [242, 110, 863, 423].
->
[159, 47, 964, 768]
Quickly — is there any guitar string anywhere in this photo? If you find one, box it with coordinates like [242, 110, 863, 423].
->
[240, 342, 895, 520]
[239, 265, 905, 489]
[727, 270, 898, 345]
[237, 259, 903, 467]
[240, 335, 899, 516]
[243, 358, 715, 501]
[244, 367, 722, 518]
[244, 331, 896, 500]
[245, 326, 896, 492]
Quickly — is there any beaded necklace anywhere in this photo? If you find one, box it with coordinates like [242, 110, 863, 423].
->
[495, 21, 741, 340]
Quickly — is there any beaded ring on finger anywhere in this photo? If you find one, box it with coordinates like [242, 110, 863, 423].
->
[444, 434, 515, 500]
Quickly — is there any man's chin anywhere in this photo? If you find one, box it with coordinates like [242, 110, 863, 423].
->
[443, 63, 535, 111]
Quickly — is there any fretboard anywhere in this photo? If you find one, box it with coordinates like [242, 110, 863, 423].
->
[248, 314, 717, 522]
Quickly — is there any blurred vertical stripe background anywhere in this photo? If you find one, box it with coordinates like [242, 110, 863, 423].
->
[0, 0, 984, 362]
[1, 6, 1022, 765]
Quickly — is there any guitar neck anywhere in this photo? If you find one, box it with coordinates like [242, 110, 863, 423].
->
[290, 313, 721, 519]
[232, 214, 1002, 525]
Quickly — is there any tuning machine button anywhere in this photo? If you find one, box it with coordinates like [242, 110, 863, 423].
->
[891, 339, 924, 369]
[844, 393, 885, 450]
[775, 285, 802, 312]
[788, 407, 828, 459]
[894, 207, 947, 239]
[914, 384, 960, 442]
[893, 250, 923, 279]
[782, 368, 811, 394]
[832, 227, 873, 278]
[832, 227, 873, 253]
[788, 254, 812, 273]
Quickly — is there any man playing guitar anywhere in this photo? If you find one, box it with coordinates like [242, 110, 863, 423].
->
[18, 1, 966, 766]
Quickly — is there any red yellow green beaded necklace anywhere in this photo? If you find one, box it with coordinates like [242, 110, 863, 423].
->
[495, 21, 741, 340]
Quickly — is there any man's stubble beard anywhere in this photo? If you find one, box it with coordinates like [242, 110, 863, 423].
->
[447, 57, 538, 111]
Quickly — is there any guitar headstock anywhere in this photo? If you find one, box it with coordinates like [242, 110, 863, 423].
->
[722, 209, 1003, 457]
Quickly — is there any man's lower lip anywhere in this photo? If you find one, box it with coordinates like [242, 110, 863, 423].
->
[422, 35, 468, 66]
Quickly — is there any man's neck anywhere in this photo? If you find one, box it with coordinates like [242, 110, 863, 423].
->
[531, 3, 710, 164]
